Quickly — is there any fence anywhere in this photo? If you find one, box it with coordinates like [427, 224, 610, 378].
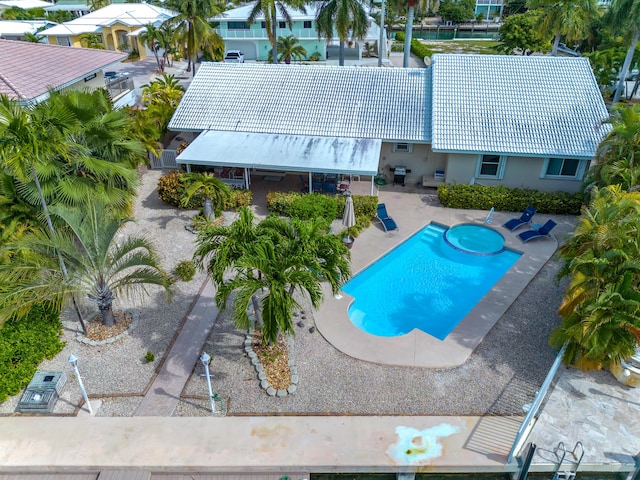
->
[149, 149, 178, 170]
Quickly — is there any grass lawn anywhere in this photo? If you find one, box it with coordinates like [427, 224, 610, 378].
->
[419, 40, 501, 55]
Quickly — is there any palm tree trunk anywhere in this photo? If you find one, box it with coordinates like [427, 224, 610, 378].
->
[613, 27, 640, 106]
[191, 54, 197, 77]
[272, 17, 278, 64]
[32, 166, 88, 334]
[203, 197, 213, 219]
[339, 40, 345, 66]
[378, 0, 386, 67]
[551, 32, 561, 56]
[403, 4, 415, 68]
[100, 303, 116, 328]
[251, 295, 263, 328]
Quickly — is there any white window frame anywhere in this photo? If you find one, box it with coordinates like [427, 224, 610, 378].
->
[475, 154, 506, 179]
[392, 143, 413, 153]
[56, 36, 71, 46]
[540, 157, 589, 180]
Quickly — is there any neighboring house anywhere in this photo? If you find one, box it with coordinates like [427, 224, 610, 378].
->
[213, 3, 381, 62]
[0, 38, 134, 107]
[0, 0, 52, 13]
[168, 55, 609, 193]
[38, 3, 175, 58]
[44, 0, 130, 18]
[474, 0, 504, 20]
[0, 20, 55, 40]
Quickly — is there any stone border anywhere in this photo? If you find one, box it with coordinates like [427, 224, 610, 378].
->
[76, 310, 140, 346]
[244, 331, 298, 397]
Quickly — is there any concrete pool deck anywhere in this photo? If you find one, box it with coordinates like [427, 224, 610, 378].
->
[316, 189, 558, 367]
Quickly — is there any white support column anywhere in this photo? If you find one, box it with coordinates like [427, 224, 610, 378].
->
[370, 176, 375, 196]
[308, 171, 312, 194]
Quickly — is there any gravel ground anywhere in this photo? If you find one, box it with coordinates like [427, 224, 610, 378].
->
[0, 168, 576, 417]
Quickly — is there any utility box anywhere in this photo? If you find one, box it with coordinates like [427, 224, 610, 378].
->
[16, 370, 67, 414]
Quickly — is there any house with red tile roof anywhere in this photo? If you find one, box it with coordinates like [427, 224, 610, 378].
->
[0, 38, 133, 106]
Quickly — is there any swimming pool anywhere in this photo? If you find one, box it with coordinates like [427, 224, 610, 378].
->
[342, 223, 522, 340]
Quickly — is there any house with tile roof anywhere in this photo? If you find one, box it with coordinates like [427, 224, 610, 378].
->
[0, 38, 132, 106]
[38, 3, 175, 59]
[168, 55, 610, 193]
[213, 3, 381, 62]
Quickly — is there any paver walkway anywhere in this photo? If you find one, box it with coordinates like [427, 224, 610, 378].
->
[134, 278, 219, 416]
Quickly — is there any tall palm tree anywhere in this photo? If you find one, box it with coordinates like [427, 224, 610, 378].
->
[0, 204, 173, 328]
[316, 0, 369, 66]
[526, 0, 600, 56]
[164, 0, 224, 76]
[277, 34, 307, 63]
[139, 23, 164, 70]
[403, 0, 418, 67]
[180, 172, 231, 219]
[250, 0, 306, 64]
[611, 0, 640, 105]
[551, 185, 640, 369]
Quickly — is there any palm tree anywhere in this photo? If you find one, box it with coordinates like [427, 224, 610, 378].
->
[0, 204, 173, 327]
[164, 0, 224, 76]
[158, 22, 179, 68]
[180, 172, 231, 219]
[142, 74, 185, 108]
[585, 104, 640, 191]
[611, 0, 640, 105]
[526, 0, 600, 56]
[22, 33, 43, 43]
[316, 0, 369, 66]
[402, 0, 418, 67]
[249, 0, 306, 64]
[551, 185, 640, 369]
[277, 34, 307, 63]
[139, 23, 164, 70]
[79, 33, 106, 49]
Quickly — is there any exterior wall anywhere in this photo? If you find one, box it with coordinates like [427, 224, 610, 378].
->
[445, 153, 586, 193]
[378, 142, 447, 186]
[217, 19, 317, 41]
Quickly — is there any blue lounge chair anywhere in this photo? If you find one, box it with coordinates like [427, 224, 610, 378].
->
[518, 220, 557, 243]
[376, 203, 398, 232]
[503, 206, 537, 231]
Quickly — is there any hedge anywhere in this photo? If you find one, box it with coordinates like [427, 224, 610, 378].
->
[437, 183, 585, 215]
[266, 192, 378, 237]
[0, 304, 65, 402]
[394, 32, 434, 60]
[157, 171, 252, 210]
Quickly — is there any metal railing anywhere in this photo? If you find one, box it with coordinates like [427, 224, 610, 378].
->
[506, 343, 567, 464]
[216, 27, 317, 39]
[149, 149, 178, 170]
[105, 76, 134, 101]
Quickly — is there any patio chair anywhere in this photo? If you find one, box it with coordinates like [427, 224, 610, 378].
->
[502, 206, 537, 232]
[376, 203, 398, 232]
[518, 220, 557, 243]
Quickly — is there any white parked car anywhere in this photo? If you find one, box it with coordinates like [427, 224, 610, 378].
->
[224, 50, 245, 63]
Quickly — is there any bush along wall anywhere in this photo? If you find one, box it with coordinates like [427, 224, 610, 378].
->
[157, 171, 252, 210]
[437, 183, 585, 215]
[394, 32, 435, 60]
[0, 303, 65, 402]
[266, 192, 378, 237]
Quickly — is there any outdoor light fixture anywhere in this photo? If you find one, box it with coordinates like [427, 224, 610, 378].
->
[200, 352, 216, 414]
[67, 353, 93, 415]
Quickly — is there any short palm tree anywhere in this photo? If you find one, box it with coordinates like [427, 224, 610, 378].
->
[277, 35, 307, 63]
[141, 74, 185, 108]
[249, 0, 306, 64]
[316, 0, 369, 66]
[0, 204, 174, 328]
[139, 23, 164, 70]
[551, 185, 640, 369]
[526, 0, 600, 56]
[180, 172, 231, 219]
[22, 33, 43, 43]
[79, 33, 106, 49]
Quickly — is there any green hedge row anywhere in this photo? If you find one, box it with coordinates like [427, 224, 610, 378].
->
[266, 192, 378, 237]
[394, 32, 434, 60]
[0, 304, 65, 402]
[157, 171, 252, 210]
[437, 183, 585, 215]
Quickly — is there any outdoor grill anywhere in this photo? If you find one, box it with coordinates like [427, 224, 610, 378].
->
[392, 166, 407, 186]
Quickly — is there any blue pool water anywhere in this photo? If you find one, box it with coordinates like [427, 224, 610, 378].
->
[342, 223, 522, 340]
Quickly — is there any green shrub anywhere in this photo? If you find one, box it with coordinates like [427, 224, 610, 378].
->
[144, 350, 155, 363]
[394, 32, 434, 60]
[158, 171, 252, 210]
[0, 304, 65, 402]
[289, 193, 339, 220]
[437, 183, 585, 215]
[174, 260, 196, 281]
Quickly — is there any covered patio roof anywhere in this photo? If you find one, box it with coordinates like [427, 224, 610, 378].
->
[176, 131, 382, 175]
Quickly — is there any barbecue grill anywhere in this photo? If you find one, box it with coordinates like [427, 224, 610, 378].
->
[393, 166, 407, 186]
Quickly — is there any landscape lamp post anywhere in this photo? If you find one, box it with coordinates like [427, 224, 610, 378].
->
[200, 352, 216, 414]
[67, 353, 93, 414]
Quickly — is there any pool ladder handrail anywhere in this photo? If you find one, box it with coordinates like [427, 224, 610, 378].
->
[551, 441, 584, 480]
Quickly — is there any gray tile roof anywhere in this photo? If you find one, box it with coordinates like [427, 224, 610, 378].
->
[168, 63, 432, 142]
[430, 54, 610, 158]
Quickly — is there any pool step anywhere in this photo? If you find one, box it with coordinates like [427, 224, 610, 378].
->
[396, 472, 415, 480]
